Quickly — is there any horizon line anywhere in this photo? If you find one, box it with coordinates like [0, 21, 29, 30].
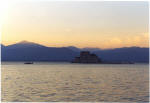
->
[1, 40, 149, 50]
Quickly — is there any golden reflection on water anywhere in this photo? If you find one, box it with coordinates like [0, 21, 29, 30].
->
[1, 62, 149, 102]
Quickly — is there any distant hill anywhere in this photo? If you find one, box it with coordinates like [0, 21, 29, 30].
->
[6, 41, 46, 49]
[81, 47, 101, 52]
[67, 46, 101, 52]
[67, 46, 80, 52]
[94, 47, 149, 63]
[1, 41, 149, 63]
[1, 41, 79, 61]
[1, 44, 5, 49]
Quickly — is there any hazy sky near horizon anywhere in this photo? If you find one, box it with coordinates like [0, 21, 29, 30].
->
[2, 1, 149, 49]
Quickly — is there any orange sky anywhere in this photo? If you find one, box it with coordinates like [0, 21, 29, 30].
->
[1, 1, 149, 49]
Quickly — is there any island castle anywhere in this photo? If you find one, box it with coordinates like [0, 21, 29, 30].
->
[72, 51, 101, 63]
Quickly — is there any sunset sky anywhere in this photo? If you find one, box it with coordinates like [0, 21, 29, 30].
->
[1, 1, 149, 49]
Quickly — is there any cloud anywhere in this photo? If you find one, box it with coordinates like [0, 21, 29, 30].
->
[102, 33, 149, 48]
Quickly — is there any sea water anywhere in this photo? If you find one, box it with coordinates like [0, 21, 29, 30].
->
[1, 62, 149, 102]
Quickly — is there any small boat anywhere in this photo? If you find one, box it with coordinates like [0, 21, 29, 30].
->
[24, 62, 34, 64]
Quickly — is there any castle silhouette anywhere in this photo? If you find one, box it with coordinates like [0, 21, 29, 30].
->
[72, 51, 101, 63]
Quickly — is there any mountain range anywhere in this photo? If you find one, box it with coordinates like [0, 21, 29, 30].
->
[1, 41, 149, 63]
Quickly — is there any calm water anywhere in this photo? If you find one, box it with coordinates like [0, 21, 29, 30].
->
[1, 62, 149, 102]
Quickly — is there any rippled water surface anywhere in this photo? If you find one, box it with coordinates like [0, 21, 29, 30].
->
[2, 62, 149, 102]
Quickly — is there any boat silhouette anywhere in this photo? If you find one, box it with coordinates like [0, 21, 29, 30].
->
[24, 62, 34, 64]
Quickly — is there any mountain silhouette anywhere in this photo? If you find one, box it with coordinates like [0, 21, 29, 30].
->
[81, 47, 101, 52]
[1, 44, 5, 48]
[6, 41, 46, 49]
[1, 41, 149, 63]
[1, 41, 78, 61]
[93, 47, 149, 63]
[68, 46, 101, 52]
[67, 46, 81, 52]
